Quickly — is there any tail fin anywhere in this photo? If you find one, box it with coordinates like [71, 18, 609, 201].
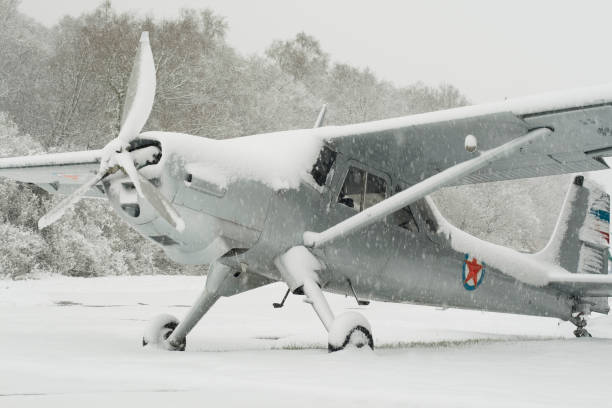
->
[538, 175, 609, 276]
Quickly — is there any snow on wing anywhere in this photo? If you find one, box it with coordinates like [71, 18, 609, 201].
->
[319, 83, 612, 186]
[0, 150, 104, 198]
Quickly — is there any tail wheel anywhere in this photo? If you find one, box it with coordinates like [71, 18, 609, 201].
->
[573, 328, 592, 338]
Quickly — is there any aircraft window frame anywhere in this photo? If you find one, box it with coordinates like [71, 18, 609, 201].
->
[338, 166, 366, 211]
[311, 145, 337, 187]
[364, 172, 387, 209]
[386, 183, 421, 233]
[391, 205, 420, 233]
[336, 162, 389, 212]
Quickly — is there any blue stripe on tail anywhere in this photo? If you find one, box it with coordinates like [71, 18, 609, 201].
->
[590, 208, 610, 223]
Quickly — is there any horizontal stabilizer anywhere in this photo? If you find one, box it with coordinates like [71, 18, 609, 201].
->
[548, 273, 612, 297]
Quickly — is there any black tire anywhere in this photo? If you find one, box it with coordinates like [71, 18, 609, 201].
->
[573, 328, 592, 338]
[328, 325, 374, 352]
[143, 314, 186, 351]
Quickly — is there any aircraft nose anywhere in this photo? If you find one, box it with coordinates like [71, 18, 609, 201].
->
[105, 175, 164, 225]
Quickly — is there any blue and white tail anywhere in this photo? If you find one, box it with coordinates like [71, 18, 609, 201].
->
[537, 175, 609, 276]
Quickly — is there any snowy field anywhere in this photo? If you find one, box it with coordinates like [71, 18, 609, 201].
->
[1, 276, 612, 407]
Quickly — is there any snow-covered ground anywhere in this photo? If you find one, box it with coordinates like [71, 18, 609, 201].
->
[1, 275, 612, 407]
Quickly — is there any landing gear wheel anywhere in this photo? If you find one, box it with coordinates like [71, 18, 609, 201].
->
[570, 312, 592, 338]
[142, 314, 186, 351]
[573, 328, 592, 338]
[328, 312, 374, 352]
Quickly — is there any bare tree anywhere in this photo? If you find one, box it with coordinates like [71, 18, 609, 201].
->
[266, 32, 329, 82]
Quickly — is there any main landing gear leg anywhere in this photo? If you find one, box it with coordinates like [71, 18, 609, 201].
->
[275, 246, 374, 352]
[143, 262, 272, 350]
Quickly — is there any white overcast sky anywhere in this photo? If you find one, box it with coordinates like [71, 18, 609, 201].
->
[17, 0, 612, 103]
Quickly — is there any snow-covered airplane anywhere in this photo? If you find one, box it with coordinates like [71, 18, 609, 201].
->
[1, 32, 611, 351]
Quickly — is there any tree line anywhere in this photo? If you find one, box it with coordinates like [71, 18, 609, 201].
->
[1, 0, 557, 278]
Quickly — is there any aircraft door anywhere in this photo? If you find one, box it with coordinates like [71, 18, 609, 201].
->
[380, 190, 450, 303]
[322, 160, 394, 290]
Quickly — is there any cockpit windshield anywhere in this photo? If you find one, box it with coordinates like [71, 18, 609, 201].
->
[311, 146, 337, 186]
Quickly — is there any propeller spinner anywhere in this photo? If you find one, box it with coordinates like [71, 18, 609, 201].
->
[38, 32, 185, 232]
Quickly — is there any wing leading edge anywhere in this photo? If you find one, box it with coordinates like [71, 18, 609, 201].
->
[0, 150, 104, 198]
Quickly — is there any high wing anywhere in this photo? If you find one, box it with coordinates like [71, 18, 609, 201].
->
[306, 85, 612, 293]
[319, 83, 612, 186]
[305, 83, 612, 249]
[0, 150, 105, 198]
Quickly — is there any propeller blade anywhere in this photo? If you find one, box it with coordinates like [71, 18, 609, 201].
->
[136, 173, 185, 232]
[114, 151, 144, 196]
[38, 172, 105, 230]
[40, 33, 183, 233]
[117, 31, 156, 145]
[38, 33, 182, 234]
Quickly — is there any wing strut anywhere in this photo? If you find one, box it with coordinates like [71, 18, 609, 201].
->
[303, 127, 553, 248]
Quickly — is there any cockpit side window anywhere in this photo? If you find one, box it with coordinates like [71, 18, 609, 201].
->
[364, 172, 386, 209]
[391, 206, 420, 232]
[311, 146, 337, 186]
[338, 166, 387, 212]
[338, 166, 365, 211]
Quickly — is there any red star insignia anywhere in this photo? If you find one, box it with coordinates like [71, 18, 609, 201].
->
[464, 258, 482, 287]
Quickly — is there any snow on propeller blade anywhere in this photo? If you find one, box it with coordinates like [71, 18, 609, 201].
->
[38, 32, 185, 232]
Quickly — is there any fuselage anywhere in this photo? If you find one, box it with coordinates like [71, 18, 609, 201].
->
[107, 129, 576, 321]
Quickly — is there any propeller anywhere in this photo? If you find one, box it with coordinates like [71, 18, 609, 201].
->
[38, 32, 185, 232]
